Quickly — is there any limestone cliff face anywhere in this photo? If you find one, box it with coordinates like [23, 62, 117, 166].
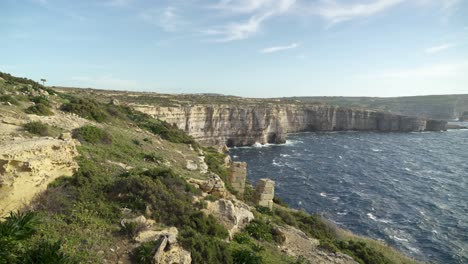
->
[133, 104, 447, 147]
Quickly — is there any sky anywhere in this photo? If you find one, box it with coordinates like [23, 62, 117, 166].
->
[1, 0, 467, 97]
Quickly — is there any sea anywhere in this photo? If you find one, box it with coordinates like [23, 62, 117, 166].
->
[229, 127, 468, 264]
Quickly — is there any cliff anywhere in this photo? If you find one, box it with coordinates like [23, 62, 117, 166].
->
[293, 94, 468, 121]
[133, 104, 447, 146]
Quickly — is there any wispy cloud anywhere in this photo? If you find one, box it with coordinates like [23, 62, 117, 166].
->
[140, 7, 183, 32]
[205, 0, 296, 41]
[425, 43, 455, 54]
[204, 13, 271, 42]
[260, 42, 300, 53]
[312, 0, 405, 25]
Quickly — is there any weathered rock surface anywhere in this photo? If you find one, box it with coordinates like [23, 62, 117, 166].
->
[133, 104, 447, 147]
[203, 198, 254, 237]
[229, 161, 247, 195]
[189, 174, 227, 198]
[153, 236, 191, 264]
[0, 137, 80, 216]
[254, 178, 275, 210]
[275, 225, 358, 264]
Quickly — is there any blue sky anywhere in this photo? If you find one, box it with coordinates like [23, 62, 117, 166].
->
[1, 0, 467, 97]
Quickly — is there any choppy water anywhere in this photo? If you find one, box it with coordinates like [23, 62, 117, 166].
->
[230, 129, 468, 264]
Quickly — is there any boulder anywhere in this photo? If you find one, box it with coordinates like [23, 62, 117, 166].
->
[135, 226, 178, 244]
[204, 198, 254, 237]
[153, 236, 191, 264]
[186, 160, 198, 171]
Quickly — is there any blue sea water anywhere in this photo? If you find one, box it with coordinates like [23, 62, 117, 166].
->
[229, 130, 468, 264]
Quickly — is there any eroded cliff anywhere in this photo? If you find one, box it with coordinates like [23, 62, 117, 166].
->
[133, 104, 447, 146]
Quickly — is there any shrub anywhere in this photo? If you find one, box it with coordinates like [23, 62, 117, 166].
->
[23, 240, 77, 264]
[30, 95, 51, 107]
[233, 232, 252, 244]
[142, 153, 162, 163]
[0, 95, 19, 105]
[273, 196, 289, 208]
[232, 248, 262, 264]
[72, 125, 112, 144]
[0, 211, 39, 263]
[133, 241, 158, 264]
[244, 219, 285, 244]
[60, 97, 107, 122]
[179, 228, 233, 264]
[23, 121, 49, 136]
[337, 240, 390, 264]
[24, 103, 54, 116]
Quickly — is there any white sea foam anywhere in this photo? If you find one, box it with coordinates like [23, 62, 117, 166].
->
[392, 236, 409, 242]
[367, 213, 391, 223]
[320, 192, 327, 197]
[371, 148, 382, 152]
[280, 153, 291, 157]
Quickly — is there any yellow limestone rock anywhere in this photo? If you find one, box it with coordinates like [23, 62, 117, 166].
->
[0, 137, 80, 216]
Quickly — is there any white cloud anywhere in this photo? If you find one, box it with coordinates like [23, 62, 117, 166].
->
[212, 0, 296, 14]
[312, 0, 405, 25]
[71, 75, 138, 90]
[204, 13, 271, 42]
[260, 42, 300, 53]
[205, 0, 296, 41]
[140, 7, 183, 32]
[424, 43, 455, 54]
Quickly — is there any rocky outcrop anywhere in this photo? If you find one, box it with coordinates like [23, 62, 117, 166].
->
[229, 162, 247, 195]
[254, 178, 275, 210]
[188, 174, 227, 198]
[203, 198, 254, 238]
[0, 137, 80, 216]
[133, 104, 447, 147]
[275, 225, 358, 264]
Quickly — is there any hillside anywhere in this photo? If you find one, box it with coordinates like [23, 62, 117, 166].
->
[1, 72, 421, 264]
[288, 95, 468, 121]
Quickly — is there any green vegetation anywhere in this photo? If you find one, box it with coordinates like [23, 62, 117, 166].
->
[30, 95, 51, 107]
[23, 121, 51, 136]
[24, 103, 54, 116]
[0, 95, 19, 105]
[72, 125, 112, 144]
[60, 97, 108, 122]
[126, 109, 199, 146]
[0, 211, 74, 264]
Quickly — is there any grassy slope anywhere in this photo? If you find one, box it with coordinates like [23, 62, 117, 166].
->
[1, 73, 422, 264]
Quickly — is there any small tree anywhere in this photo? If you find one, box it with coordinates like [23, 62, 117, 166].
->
[40, 78, 46, 86]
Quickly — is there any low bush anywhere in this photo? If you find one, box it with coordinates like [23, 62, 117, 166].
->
[133, 241, 158, 264]
[23, 240, 77, 264]
[0, 95, 19, 105]
[72, 125, 112, 144]
[30, 95, 51, 107]
[23, 121, 49, 136]
[60, 97, 107, 122]
[0, 211, 38, 263]
[233, 232, 252, 244]
[232, 248, 263, 264]
[142, 153, 163, 163]
[244, 219, 282, 243]
[24, 103, 54, 116]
